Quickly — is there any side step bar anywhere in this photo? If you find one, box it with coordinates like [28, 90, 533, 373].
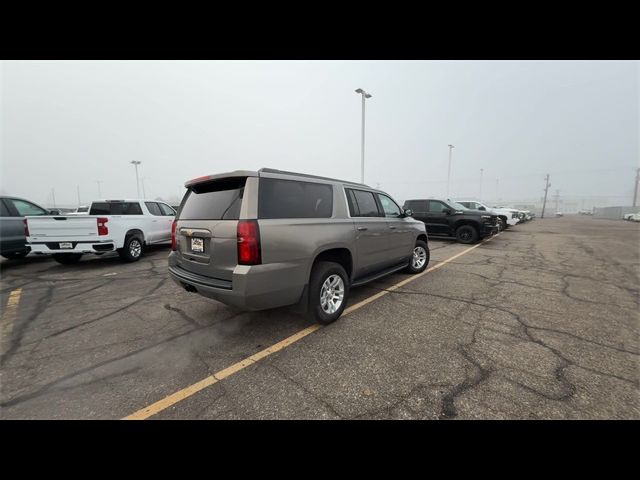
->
[351, 261, 410, 288]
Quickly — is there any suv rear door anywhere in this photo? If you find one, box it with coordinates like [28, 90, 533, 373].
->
[345, 188, 394, 279]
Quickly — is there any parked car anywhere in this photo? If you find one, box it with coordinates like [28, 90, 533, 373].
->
[402, 198, 499, 244]
[579, 210, 592, 215]
[555, 212, 564, 217]
[491, 206, 523, 223]
[25, 199, 176, 264]
[454, 200, 518, 230]
[0, 196, 54, 259]
[168, 168, 429, 325]
[623, 213, 640, 222]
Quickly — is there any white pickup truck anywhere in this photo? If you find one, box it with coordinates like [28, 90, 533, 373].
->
[25, 199, 176, 264]
[454, 200, 520, 229]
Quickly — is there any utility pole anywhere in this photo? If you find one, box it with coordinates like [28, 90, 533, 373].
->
[479, 168, 484, 200]
[355, 88, 372, 184]
[141, 178, 147, 198]
[633, 168, 640, 207]
[130, 160, 142, 198]
[541, 174, 551, 218]
[446, 144, 455, 198]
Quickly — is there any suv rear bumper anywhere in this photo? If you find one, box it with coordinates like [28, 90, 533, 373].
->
[168, 260, 306, 311]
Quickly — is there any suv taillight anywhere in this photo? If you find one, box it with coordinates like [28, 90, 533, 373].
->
[237, 220, 261, 265]
[171, 220, 177, 251]
[23, 219, 29, 237]
[97, 217, 108, 236]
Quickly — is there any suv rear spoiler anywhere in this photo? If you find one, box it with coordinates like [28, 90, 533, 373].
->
[184, 170, 258, 188]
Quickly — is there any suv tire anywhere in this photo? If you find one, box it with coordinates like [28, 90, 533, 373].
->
[118, 235, 144, 262]
[308, 261, 349, 325]
[52, 253, 83, 264]
[404, 240, 429, 274]
[455, 225, 479, 244]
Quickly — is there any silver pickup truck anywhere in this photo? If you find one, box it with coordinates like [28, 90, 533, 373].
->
[168, 168, 430, 325]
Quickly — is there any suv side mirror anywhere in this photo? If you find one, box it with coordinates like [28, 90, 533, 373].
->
[478, 206, 486, 211]
[403, 208, 413, 217]
[443, 208, 452, 215]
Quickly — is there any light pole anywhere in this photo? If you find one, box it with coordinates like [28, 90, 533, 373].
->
[479, 168, 484, 200]
[96, 180, 102, 198]
[141, 177, 147, 199]
[446, 144, 455, 198]
[355, 88, 372, 184]
[130, 161, 141, 198]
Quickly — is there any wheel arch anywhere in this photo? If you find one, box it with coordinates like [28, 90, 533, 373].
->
[309, 246, 354, 282]
[125, 229, 145, 245]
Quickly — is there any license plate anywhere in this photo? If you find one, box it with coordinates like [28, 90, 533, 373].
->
[191, 237, 204, 253]
[59, 242, 73, 249]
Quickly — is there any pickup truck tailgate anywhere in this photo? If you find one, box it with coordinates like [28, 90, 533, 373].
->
[26, 216, 99, 239]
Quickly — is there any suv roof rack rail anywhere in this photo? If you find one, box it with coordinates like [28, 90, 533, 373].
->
[258, 168, 370, 188]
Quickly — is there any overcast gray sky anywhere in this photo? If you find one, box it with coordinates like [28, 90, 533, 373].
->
[1, 60, 638, 207]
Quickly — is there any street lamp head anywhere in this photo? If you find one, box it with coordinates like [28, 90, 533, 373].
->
[365, 93, 372, 98]
[130, 160, 141, 165]
[355, 88, 364, 94]
[448, 144, 455, 149]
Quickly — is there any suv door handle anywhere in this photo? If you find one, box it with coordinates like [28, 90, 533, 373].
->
[357, 226, 368, 231]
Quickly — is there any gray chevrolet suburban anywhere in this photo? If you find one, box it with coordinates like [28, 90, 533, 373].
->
[168, 168, 429, 324]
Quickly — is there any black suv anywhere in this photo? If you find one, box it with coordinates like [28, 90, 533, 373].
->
[402, 198, 499, 244]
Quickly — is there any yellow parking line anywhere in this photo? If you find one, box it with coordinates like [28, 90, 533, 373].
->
[1, 288, 23, 356]
[123, 234, 498, 420]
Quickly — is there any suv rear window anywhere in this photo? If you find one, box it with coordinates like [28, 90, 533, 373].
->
[180, 177, 246, 220]
[90, 202, 143, 215]
[258, 178, 333, 219]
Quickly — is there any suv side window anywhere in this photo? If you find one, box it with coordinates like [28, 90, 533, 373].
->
[158, 203, 176, 216]
[11, 199, 48, 216]
[259, 178, 333, 219]
[145, 202, 162, 216]
[427, 201, 447, 213]
[377, 193, 401, 218]
[348, 189, 382, 217]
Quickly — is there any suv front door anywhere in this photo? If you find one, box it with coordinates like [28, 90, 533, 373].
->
[376, 192, 413, 262]
[346, 188, 393, 279]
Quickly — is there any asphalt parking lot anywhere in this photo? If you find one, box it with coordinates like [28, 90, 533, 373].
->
[1, 216, 638, 419]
